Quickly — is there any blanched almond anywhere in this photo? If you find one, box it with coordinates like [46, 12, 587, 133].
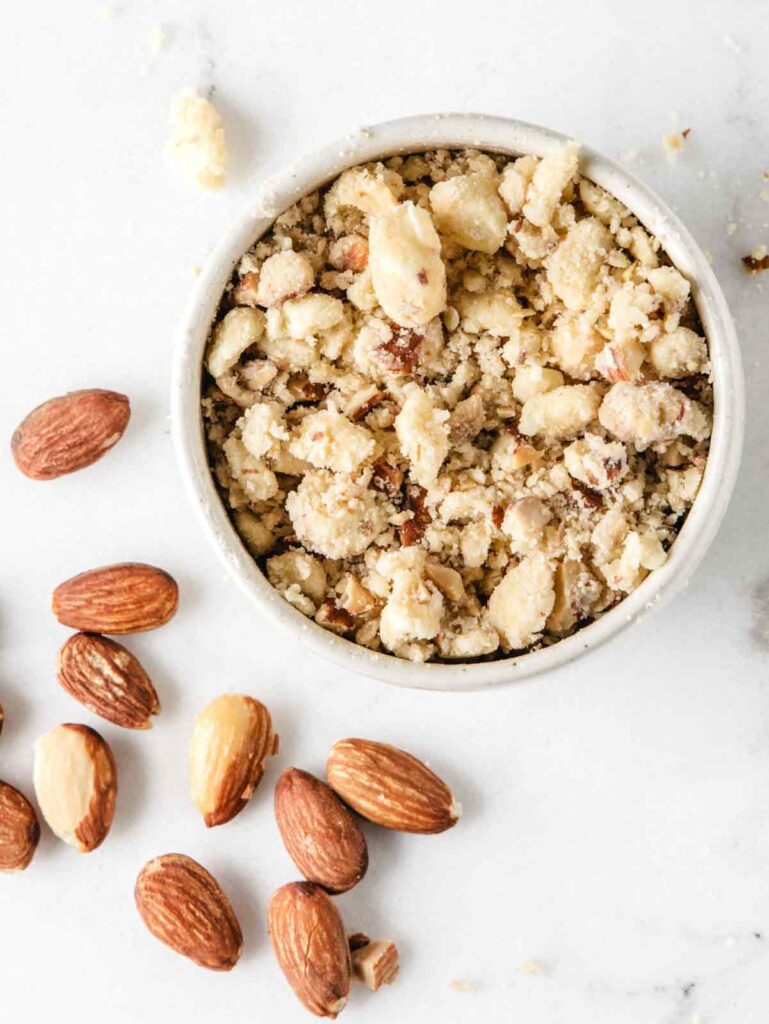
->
[33, 724, 117, 852]
[190, 695, 278, 827]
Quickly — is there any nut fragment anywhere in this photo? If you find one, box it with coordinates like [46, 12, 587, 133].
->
[274, 768, 368, 893]
[326, 738, 460, 834]
[190, 694, 278, 827]
[11, 389, 130, 480]
[33, 724, 117, 852]
[57, 633, 160, 729]
[350, 938, 399, 991]
[135, 853, 243, 970]
[0, 781, 40, 871]
[268, 881, 351, 1019]
[53, 563, 179, 634]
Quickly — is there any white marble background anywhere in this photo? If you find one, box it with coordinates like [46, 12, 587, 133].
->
[2, 2, 768, 1021]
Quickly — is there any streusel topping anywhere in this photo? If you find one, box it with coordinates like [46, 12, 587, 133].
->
[202, 144, 713, 663]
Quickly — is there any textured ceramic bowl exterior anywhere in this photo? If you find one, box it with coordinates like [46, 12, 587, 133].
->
[172, 114, 744, 691]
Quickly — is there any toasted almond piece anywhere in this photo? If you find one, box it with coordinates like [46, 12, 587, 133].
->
[268, 881, 351, 1018]
[190, 695, 278, 827]
[351, 939, 399, 991]
[135, 853, 243, 970]
[11, 389, 130, 480]
[326, 738, 460, 834]
[0, 780, 40, 871]
[53, 563, 179, 634]
[424, 562, 466, 604]
[56, 633, 160, 729]
[33, 724, 117, 852]
[275, 769, 368, 893]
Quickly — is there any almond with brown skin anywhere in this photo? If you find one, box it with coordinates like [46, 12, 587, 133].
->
[190, 695, 278, 827]
[0, 781, 41, 871]
[11, 389, 130, 480]
[268, 882, 351, 1018]
[326, 738, 460, 835]
[33, 724, 117, 852]
[53, 563, 179, 634]
[274, 769, 368, 893]
[135, 853, 243, 970]
[57, 632, 160, 729]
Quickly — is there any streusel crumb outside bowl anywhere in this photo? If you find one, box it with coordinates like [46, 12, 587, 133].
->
[172, 114, 744, 691]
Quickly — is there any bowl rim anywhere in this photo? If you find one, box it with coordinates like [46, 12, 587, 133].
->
[171, 112, 745, 691]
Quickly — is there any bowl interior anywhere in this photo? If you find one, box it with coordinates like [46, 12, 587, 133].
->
[172, 114, 744, 691]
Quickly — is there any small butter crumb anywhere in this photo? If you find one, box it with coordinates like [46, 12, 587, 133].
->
[193, 265, 202, 277]
[519, 959, 547, 976]
[727, 222, 738, 236]
[663, 131, 689, 158]
[166, 89, 228, 191]
[724, 34, 743, 54]
[450, 979, 475, 993]
[148, 23, 166, 55]
[759, 190, 769, 204]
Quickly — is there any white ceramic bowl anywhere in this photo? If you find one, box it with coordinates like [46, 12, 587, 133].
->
[172, 113, 744, 691]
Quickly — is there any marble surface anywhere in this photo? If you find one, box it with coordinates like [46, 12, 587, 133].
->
[2, 2, 768, 1021]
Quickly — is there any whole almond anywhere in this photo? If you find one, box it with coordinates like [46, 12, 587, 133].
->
[33, 724, 117, 852]
[0, 781, 41, 871]
[326, 738, 460, 835]
[135, 853, 243, 970]
[12, 389, 130, 480]
[57, 632, 160, 729]
[268, 882, 351, 1018]
[53, 563, 178, 634]
[190, 694, 278, 827]
[274, 768, 367, 893]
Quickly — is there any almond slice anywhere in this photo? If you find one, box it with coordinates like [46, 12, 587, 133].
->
[53, 563, 179, 634]
[135, 853, 243, 970]
[11, 389, 130, 480]
[33, 724, 117, 852]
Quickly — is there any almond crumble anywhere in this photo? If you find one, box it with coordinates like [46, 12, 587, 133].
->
[202, 144, 713, 663]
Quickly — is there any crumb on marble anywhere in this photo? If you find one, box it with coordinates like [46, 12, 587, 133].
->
[723, 34, 743, 54]
[519, 959, 547, 976]
[148, 23, 167, 55]
[663, 130, 690, 158]
[743, 245, 769, 274]
[449, 979, 476, 993]
[166, 89, 227, 190]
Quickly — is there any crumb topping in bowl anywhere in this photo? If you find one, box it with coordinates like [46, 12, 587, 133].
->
[201, 144, 713, 664]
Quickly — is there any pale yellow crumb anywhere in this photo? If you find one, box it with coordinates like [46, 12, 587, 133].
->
[148, 24, 167, 55]
[751, 244, 767, 260]
[166, 89, 228, 190]
[519, 959, 547, 976]
[449, 979, 475, 993]
[193, 265, 202, 277]
[663, 131, 689, 158]
[727, 222, 738, 236]
[759, 190, 769, 203]
[724, 34, 742, 54]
